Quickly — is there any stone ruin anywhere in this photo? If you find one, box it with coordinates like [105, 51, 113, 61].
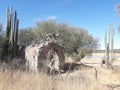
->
[25, 33, 65, 73]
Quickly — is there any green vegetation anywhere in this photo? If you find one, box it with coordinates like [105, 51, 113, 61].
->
[18, 28, 35, 45]
[18, 20, 99, 61]
[1, 7, 19, 60]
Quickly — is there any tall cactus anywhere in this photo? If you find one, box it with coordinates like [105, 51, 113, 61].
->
[104, 23, 114, 67]
[13, 11, 19, 57]
[2, 7, 19, 59]
[111, 27, 114, 62]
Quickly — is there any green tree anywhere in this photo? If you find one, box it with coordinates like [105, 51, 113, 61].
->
[33, 20, 99, 61]
[18, 20, 99, 61]
[34, 20, 57, 41]
[18, 28, 36, 45]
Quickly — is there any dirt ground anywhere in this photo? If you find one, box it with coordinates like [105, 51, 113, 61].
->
[63, 53, 120, 90]
[81, 53, 120, 67]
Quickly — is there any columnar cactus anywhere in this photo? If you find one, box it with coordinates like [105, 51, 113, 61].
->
[2, 7, 19, 59]
[104, 23, 114, 67]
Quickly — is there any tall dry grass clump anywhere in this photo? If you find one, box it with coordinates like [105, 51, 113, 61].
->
[0, 68, 104, 90]
[0, 70, 54, 90]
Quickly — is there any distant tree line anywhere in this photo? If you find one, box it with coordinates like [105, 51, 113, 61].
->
[18, 20, 99, 61]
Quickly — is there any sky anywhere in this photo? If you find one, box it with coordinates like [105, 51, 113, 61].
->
[0, 0, 120, 50]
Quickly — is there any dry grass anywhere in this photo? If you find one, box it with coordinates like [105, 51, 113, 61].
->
[0, 67, 120, 90]
[0, 68, 106, 90]
[0, 53, 120, 90]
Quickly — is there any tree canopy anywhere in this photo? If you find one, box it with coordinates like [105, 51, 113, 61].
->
[18, 20, 99, 61]
[18, 28, 35, 45]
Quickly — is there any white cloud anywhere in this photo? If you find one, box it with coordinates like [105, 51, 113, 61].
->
[46, 15, 57, 20]
[32, 15, 57, 23]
